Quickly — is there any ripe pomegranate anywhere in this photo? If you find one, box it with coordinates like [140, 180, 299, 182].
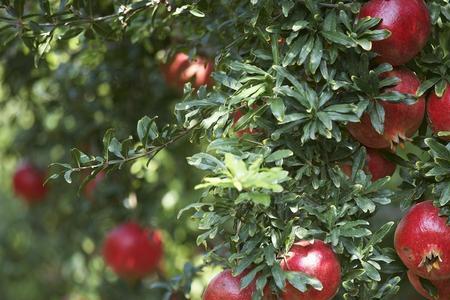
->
[103, 222, 163, 279]
[408, 270, 450, 300]
[202, 269, 256, 300]
[395, 201, 450, 280]
[13, 162, 48, 203]
[359, 0, 431, 66]
[347, 68, 425, 149]
[280, 240, 341, 300]
[163, 52, 213, 90]
[427, 84, 450, 141]
[83, 170, 105, 199]
[366, 148, 396, 181]
[341, 148, 396, 181]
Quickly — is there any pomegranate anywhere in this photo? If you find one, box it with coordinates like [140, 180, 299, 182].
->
[163, 52, 213, 90]
[202, 269, 258, 300]
[366, 148, 396, 180]
[359, 0, 431, 66]
[102, 222, 163, 279]
[427, 84, 450, 141]
[13, 162, 48, 203]
[83, 170, 106, 199]
[280, 240, 341, 300]
[347, 68, 425, 149]
[341, 148, 396, 181]
[395, 201, 450, 280]
[408, 270, 450, 300]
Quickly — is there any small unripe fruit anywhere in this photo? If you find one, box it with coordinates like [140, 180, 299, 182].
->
[347, 68, 425, 149]
[395, 201, 450, 280]
[13, 162, 48, 203]
[103, 222, 163, 279]
[359, 0, 431, 66]
[281, 240, 341, 300]
[427, 84, 450, 141]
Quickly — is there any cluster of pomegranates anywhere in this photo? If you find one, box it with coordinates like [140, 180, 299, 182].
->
[349, 0, 450, 148]
[203, 240, 341, 300]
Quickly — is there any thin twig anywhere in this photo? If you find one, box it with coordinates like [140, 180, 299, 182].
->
[69, 124, 199, 173]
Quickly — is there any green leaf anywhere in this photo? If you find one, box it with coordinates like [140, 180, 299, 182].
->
[362, 261, 381, 281]
[189, 8, 205, 17]
[266, 150, 293, 162]
[285, 271, 323, 293]
[270, 98, 286, 122]
[321, 31, 355, 47]
[308, 37, 323, 74]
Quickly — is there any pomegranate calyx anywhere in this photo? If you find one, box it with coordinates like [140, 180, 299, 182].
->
[419, 249, 443, 273]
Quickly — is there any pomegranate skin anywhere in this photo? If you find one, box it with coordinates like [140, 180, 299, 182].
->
[163, 53, 213, 90]
[359, 0, 431, 66]
[395, 201, 450, 280]
[341, 148, 396, 181]
[102, 222, 163, 279]
[427, 84, 450, 141]
[13, 163, 48, 203]
[347, 68, 425, 149]
[408, 270, 450, 300]
[281, 240, 341, 300]
[202, 269, 256, 300]
[366, 148, 396, 181]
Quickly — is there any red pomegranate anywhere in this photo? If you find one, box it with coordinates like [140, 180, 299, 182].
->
[347, 68, 425, 149]
[366, 148, 396, 181]
[202, 269, 256, 300]
[13, 162, 48, 203]
[395, 201, 450, 280]
[83, 170, 105, 199]
[408, 270, 450, 300]
[280, 240, 341, 300]
[359, 0, 431, 66]
[102, 222, 163, 279]
[163, 52, 213, 90]
[341, 148, 396, 181]
[427, 84, 450, 141]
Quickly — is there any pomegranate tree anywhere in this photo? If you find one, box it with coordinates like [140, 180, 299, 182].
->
[102, 222, 163, 279]
[22, 0, 450, 299]
[427, 84, 450, 141]
[347, 68, 425, 149]
[359, 0, 431, 66]
[13, 162, 48, 203]
[395, 201, 450, 280]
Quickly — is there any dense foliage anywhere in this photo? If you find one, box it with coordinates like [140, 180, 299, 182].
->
[1, 0, 450, 299]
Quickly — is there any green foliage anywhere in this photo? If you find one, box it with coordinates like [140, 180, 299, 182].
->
[1, 0, 450, 299]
